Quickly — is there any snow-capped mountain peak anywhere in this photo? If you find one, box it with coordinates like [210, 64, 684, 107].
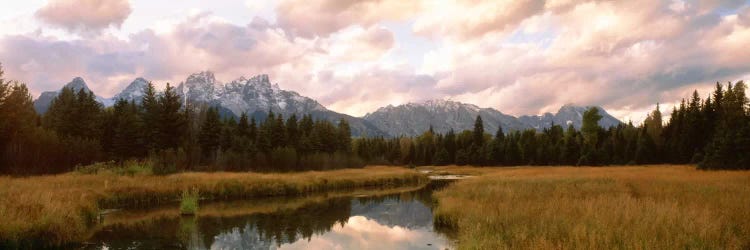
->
[420, 99, 480, 112]
[65, 77, 91, 92]
[112, 77, 149, 102]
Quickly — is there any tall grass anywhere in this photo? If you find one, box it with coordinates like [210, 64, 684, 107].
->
[432, 165, 750, 249]
[0, 166, 426, 248]
[179, 189, 199, 215]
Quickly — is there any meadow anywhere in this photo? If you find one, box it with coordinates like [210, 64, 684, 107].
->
[0, 166, 427, 248]
[430, 165, 750, 249]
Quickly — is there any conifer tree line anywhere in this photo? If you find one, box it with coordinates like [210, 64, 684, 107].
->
[353, 81, 750, 170]
[0, 65, 361, 175]
[1, 62, 748, 175]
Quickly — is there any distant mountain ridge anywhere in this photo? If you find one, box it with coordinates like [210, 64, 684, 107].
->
[32, 73, 622, 137]
[363, 100, 623, 137]
[363, 99, 528, 137]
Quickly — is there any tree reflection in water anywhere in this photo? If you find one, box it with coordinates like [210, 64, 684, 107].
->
[86, 180, 454, 250]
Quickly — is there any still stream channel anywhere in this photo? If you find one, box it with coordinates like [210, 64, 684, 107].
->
[81, 180, 455, 250]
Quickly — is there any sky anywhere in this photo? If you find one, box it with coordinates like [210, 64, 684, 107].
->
[1, 0, 749, 123]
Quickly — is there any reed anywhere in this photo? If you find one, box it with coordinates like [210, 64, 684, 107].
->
[432, 165, 750, 249]
[179, 189, 199, 215]
[0, 166, 427, 248]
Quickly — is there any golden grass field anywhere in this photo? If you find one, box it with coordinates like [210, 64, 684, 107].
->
[0, 166, 427, 248]
[428, 165, 750, 249]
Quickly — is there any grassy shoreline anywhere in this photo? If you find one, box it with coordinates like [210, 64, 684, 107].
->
[430, 165, 750, 249]
[0, 166, 427, 248]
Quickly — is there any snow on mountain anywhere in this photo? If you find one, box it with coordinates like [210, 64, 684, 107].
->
[364, 100, 623, 137]
[172, 72, 384, 137]
[518, 104, 622, 130]
[173, 72, 327, 117]
[111, 77, 149, 103]
[363, 99, 528, 137]
[32, 73, 622, 137]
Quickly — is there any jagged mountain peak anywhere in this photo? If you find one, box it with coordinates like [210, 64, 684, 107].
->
[421, 99, 481, 112]
[124, 77, 148, 90]
[63, 77, 91, 92]
[367, 99, 483, 118]
[112, 77, 150, 102]
[186, 71, 217, 83]
[519, 104, 621, 129]
[364, 99, 526, 136]
[364, 102, 623, 137]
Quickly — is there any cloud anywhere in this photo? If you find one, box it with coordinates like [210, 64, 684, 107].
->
[414, 0, 750, 118]
[324, 26, 395, 61]
[0, 12, 402, 111]
[276, 0, 419, 37]
[35, 0, 132, 35]
[3, 0, 750, 122]
[413, 0, 547, 40]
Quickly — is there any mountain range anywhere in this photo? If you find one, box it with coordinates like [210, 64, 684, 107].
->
[32, 72, 622, 137]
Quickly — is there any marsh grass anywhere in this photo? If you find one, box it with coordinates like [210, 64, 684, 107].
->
[179, 189, 199, 215]
[432, 165, 750, 249]
[0, 166, 426, 248]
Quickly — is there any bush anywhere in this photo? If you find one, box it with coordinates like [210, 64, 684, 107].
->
[75, 161, 115, 174]
[114, 160, 152, 176]
[75, 160, 153, 176]
[151, 149, 187, 175]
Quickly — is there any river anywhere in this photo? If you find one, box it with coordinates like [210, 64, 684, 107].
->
[81, 181, 454, 250]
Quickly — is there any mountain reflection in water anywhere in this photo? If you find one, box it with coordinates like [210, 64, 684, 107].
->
[85, 181, 453, 250]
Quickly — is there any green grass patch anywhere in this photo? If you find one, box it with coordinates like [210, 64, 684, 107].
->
[179, 189, 199, 215]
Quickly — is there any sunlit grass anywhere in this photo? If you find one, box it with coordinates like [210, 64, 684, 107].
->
[0, 166, 426, 248]
[433, 165, 750, 249]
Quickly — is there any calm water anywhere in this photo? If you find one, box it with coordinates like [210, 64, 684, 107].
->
[82, 181, 454, 250]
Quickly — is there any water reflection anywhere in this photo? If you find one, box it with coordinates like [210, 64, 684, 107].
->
[86, 181, 453, 250]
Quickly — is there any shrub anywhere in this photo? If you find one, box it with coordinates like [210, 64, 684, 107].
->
[151, 149, 189, 175]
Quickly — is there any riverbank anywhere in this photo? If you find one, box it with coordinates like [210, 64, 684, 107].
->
[0, 166, 427, 248]
[430, 165, 750, 249]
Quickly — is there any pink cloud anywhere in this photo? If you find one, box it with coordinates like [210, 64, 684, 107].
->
[276, 0, 418, 37]
[35, 0, 132, 35]
[2, 0, 749, 122]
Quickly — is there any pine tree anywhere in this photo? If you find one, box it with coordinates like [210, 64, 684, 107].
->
[560, 125, 580, 165]
[444, 129, 457, 163]
[702, 81, 750, 169]
[490, 126, 505, 165]
[272, 114, 287, 148]
[286, 114, 299, 149]
[0, 72, 37, 173]
[73, 89, 103, 138]
[157, 83, 184, 150]
[111, 99, 144, 161]
[237, 113, 250, 138]
[141, 81, 160, 151]
[472, 115, 485, 147]
[336, 119, 351, 152]
[634, 127, 656, 164]
[249, 117, 258, 143]
[198, 107, 221, 162]
[579, 107, 602, 165]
